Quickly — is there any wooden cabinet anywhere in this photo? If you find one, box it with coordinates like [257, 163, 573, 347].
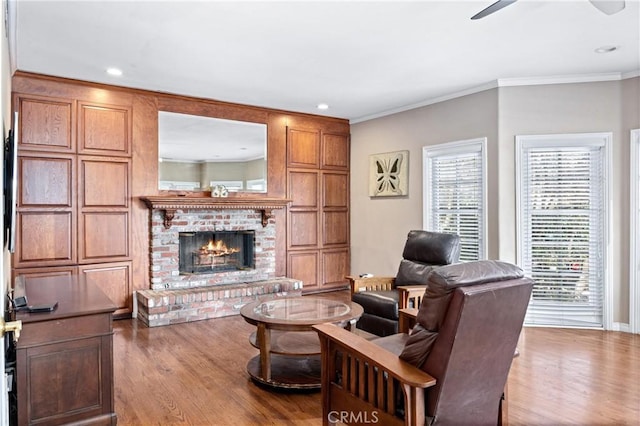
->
[287, 126, 349, 292]
[78, 156, 131, 264]
[78, 101, 132, 156]
[13, 92, 133, 316]
[15, 276, 117, 425]
[15, 94, 75, 153]
[12, 73, 351, 306]
[79, 261, 133, 317]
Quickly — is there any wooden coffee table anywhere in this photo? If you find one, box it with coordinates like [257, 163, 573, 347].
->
[240, 296, 363, 390]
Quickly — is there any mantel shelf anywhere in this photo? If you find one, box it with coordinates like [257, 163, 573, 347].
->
[140, 196, 291, 228]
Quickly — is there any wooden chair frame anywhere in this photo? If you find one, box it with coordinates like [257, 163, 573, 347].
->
[313, 309, 433, 426]
[347, 276, 426, 310]
[314, 308, 513, 426]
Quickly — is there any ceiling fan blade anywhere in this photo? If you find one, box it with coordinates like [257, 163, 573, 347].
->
[589, 0, 625, 15]
[471, 0, 518, 20]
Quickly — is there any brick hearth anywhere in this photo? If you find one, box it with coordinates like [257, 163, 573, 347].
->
[138, 199, 297, 327]
[136, 277, 302, 327]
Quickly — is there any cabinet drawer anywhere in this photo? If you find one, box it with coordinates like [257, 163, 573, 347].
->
[18, 312, 112, 348]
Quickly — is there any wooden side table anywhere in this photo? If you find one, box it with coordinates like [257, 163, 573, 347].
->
[240, 297, 363, 390]
[15, 275, 118, 426]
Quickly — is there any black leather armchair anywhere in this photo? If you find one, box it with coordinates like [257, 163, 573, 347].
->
[349, 230, 460, 336]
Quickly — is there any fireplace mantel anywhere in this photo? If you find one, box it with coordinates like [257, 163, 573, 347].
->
[140, 196, 291, 228]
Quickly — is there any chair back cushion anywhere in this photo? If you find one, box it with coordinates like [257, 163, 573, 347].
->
[399, 261, 525, 365]
[417, 260, 524, 330]
[394, 230, 461, 286]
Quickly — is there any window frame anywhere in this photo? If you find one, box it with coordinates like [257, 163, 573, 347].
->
[422, 137, 488, 261]
[516, 132, 612, 329]
[631, 129, 640, 334]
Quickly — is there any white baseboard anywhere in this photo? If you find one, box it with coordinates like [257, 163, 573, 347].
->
[612, 322, 631, 333]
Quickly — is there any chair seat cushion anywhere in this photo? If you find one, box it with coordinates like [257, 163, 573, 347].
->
[355, 314, 398, 337]
[371, 332, 410, 356]
[352, 290, 399, 320]
[399, 324, 438, 367]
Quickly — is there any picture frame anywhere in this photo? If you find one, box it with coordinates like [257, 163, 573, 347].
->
[369, 150, 409, 197]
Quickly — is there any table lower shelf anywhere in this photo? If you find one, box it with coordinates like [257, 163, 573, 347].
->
[248, 330, 320, 355]
[246, 354, 321, 390]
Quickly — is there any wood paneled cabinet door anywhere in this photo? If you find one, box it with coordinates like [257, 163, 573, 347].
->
[286, 126, 349, 293]
[79, 261, 133, 317]
[78, 101, 132, 157]
[13, 92, 134, 315]
[78, 156, 131, 264]
[14, 153, 77, 268]
[15, 94, 75, 153]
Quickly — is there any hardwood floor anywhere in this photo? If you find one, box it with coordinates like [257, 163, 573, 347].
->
[113, 291, 640, 425]
[508, 327, 640, 425]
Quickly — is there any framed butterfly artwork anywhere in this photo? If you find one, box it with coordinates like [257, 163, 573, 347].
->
[368, 150, 409, 197]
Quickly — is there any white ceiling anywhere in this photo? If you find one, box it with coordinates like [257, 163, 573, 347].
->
[9, 0, 640, 123]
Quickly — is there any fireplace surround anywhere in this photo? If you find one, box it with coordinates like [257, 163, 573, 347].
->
[137, 196, 300, 327]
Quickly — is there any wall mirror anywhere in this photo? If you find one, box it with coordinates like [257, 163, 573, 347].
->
[158, 111, 268, 193]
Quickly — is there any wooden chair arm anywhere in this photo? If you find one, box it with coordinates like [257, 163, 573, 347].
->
[346, 275, 396, 294]
[313, 323, 436, 388]
[396, 285, 427, 309]
[399, 308, 419, 334]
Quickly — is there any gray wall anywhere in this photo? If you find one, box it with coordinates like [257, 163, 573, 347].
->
[350, 77, 639, 326]
[351, 88, 499, 275]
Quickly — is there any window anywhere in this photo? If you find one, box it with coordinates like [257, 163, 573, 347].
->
[517, 133, 611, 328]
[631, 129, 640, 334]
[210, 180, 243, 191]
[159, 180, 200, 190]
[246, 178, 267, 191]
[423, 138, 487, 261]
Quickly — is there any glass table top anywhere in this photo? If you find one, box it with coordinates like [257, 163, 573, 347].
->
[240, 297, 361, 325]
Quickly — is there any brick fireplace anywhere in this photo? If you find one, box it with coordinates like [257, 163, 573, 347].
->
[137, 196, 300, 326]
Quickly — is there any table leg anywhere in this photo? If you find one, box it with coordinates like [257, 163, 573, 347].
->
[347, 318, 357, 331]
[257, 322, 271, 381]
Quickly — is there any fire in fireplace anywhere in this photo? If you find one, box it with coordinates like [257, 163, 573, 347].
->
[179, 231, 255, 274]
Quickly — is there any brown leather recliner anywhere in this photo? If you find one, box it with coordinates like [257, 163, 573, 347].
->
[315, 260, 534, 426]
[349, 230, 461, 336]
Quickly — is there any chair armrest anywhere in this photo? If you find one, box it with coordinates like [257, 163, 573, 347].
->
[313, 323, 435, 388]
[399, 308, 419, 334]
[396, 285, 427, 309]
[346, 275, 396, 294]
[314, 323, 436, 425]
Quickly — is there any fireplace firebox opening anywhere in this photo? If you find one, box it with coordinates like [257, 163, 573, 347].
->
[179, 230, 255, 275]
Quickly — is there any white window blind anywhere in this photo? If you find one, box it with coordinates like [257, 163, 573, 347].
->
[423, 139, 486, 262]
[518, 135, 609, 328]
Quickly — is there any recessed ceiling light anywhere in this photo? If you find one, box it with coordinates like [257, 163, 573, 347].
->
[106, 67, 123, 76]
[594, 45, 618, 54]
[317, 103, 329, 110]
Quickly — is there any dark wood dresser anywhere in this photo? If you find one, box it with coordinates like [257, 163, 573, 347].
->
[15, 276, 117, 425]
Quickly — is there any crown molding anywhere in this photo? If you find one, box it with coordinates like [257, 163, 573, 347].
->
[350, 81, 498, 124]
[496, 72, 623, 87]
[622, 69, 640, 79]
[351, 71, 640, 124]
